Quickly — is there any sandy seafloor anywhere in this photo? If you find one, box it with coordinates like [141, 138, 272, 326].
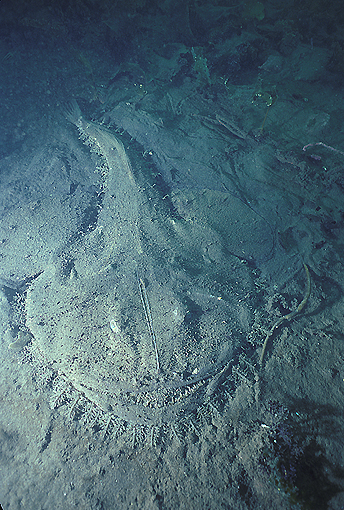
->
[1, 2, 344, 509]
